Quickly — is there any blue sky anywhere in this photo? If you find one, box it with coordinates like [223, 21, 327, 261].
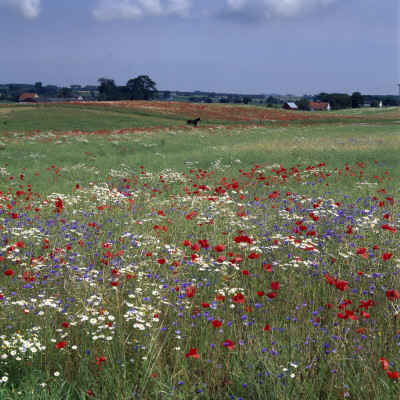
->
[0, 0, 399, 95]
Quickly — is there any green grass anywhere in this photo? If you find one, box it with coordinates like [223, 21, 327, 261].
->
[0, 102, 399, 399]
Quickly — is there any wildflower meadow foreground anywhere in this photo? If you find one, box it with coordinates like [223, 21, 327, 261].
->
[0, 102, 399, 399]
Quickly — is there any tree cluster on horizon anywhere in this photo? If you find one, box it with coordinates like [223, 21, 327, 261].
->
[97, 75, 158, 101]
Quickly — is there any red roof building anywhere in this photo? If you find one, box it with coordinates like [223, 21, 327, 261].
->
[309, 102, 330, 111]
[19, 93, 38, 102]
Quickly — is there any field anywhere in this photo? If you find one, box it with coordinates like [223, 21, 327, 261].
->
[0, 101, 399, 399]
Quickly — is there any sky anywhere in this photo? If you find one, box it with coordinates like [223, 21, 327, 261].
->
[0, 0, 399, 95]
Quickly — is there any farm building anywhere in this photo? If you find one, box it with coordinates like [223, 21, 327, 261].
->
[282, 102, 298, 110]
[309, 102, 330, 111]
[19, 93, 38, 102]
[364, 100, 383, 108]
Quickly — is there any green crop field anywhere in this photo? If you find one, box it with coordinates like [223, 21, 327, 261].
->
[0, 101, 399, 399]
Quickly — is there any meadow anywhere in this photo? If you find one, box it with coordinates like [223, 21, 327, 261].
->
[0, 101, 399, 399]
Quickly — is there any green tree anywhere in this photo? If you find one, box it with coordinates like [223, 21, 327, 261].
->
[351, 92, 364, 108]
[57, 87, 75, 98]
[34, 82, 45, 95]
[316, 92, 330, 102]
[98, 78, 121, 101]
[370, 100, 380, 108]
[126, 75, 158, 100]
[382, 95, 397, 106]
[296, 98, 310, 111]
[243, 96, 253, 104]
[328, 93, 352, 110]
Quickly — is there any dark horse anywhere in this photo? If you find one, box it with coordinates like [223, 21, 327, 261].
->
[186, 117, 201, 127]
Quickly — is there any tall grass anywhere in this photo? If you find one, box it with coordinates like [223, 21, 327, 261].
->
[0, 103, 399, 399]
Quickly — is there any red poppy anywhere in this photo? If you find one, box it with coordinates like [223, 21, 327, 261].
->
[248, 253, 260, 259]
[325, 303, 333, 309]
[111, 281, 119, 287]
[256, 291, 265, 297]
[266, 292, 276, 299]
[198, 239, 210, 249]
[233, 235, 253, 244]
[186, 286, 196, 298]
[387, 371, 399, 379]
[96, 355, 107, 369]
[358, 300, 374, 310]
[185, 347, 200, 359]
[382, 253, 393, 261]
[334, 280, 348, 292]
[356, 247, 366, 255]
[212, 244, 225, 252]
[62, 322, 69, 328]
[56, 341, 66, 349]
[55, 198, 64, 209]
[382, 224, 396, 232]
[232, 293, 245, 304]
[360, 311, 370, 319]
[386, 290, 399, 301]
[87, 390, 93, 396]
[215, 294, 225, 302]
[216, 255, 226, 262]
[241, 270, 249, 276]
[212, 320, 222, 328]
[4, 270, 14, 276]
[346, 226, 353, 234]
[262, 264, 273, 271]
[270, 281, 280, 291]
[201, 302, 210, 308]
[263, 324, 271, 331]
[15, 241, 25, 248]
[222, 340, 235, 350]
[157, 258, 166, 264]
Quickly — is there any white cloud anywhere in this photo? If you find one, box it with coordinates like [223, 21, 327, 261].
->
[92, 0, 192, 21]
[224, 0, 337, 21]
[0, 0, 41, 19]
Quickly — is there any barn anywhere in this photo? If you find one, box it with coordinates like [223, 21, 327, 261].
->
[282, 102, 298, 110]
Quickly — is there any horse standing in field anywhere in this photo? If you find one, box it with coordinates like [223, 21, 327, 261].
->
[186, 117, 201, 127]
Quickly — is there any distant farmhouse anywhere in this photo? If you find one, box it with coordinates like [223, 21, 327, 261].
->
[19, 93, 92, 103]
[364, 100, 383, 108]
[19, 93, 39, 102]
[282, 102, 298, 110]
[309, 102, 330, 111]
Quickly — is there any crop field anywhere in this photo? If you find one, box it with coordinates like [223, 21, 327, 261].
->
[0, 101, 399, 399]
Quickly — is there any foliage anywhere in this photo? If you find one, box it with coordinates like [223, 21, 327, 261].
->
[370, 100, 380, 108]
[296, 98, 310, 111]
[57, 87, 75, 98]
[97, 78, 123, 101]
[243, 96, 253, 104]
[351, 92, 364, 108]
[126, 75, 158, 101]
[328, 93, 352, 110]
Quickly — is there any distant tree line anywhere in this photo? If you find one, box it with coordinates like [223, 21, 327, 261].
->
[314, 92, 398, 109]
[97, 76, 158, 101]
[295, 92, 399, 111]
[1, 81, 399, 107]
[0, 82, 97, 102]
